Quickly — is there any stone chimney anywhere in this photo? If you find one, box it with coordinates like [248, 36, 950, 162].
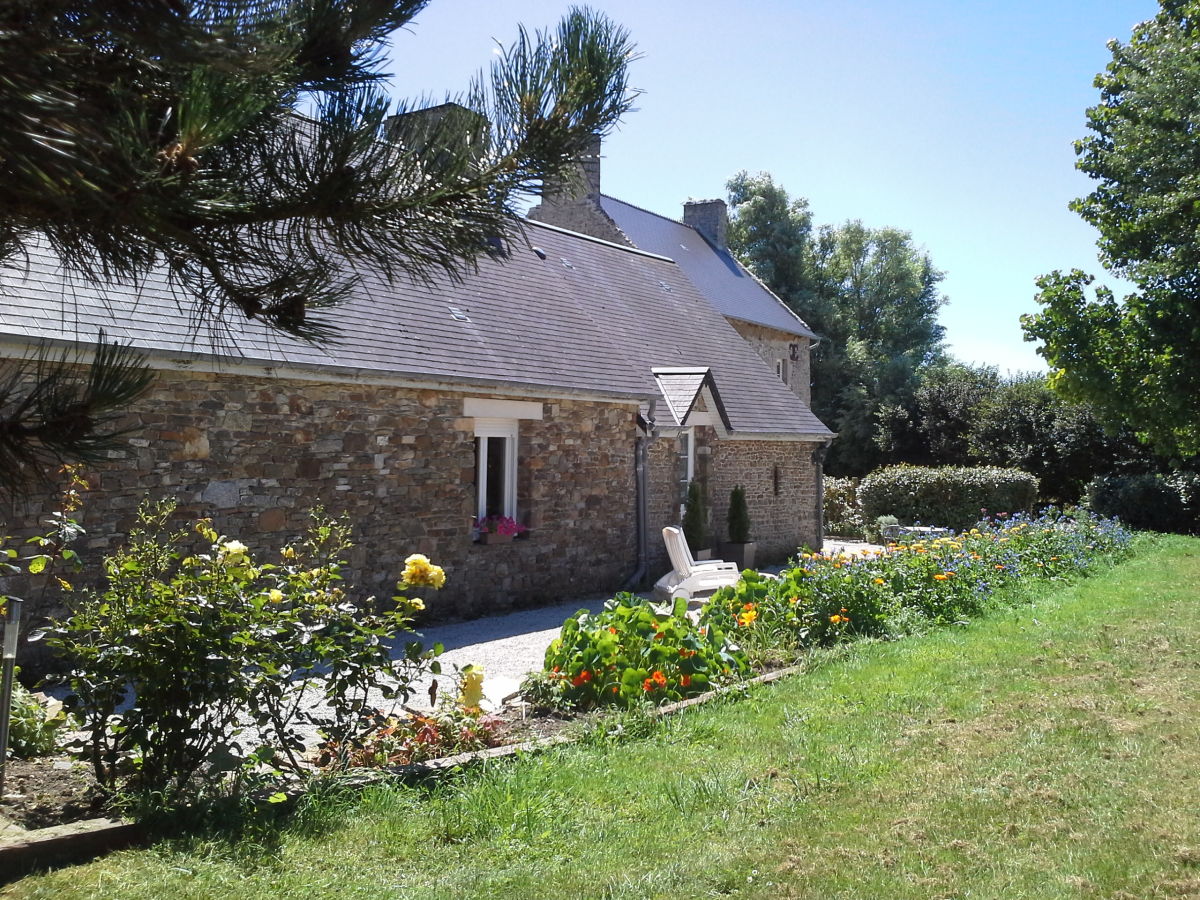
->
[526, 134, 628, 244]
[385, 103, 489, 165]
[683, 199, 728, 250]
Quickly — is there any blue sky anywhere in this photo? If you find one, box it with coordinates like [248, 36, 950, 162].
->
[384, 1, 1158, 373]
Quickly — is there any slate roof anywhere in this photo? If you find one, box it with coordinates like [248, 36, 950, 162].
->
[599, 195, 818, 340]
[0, 220, 832, 438]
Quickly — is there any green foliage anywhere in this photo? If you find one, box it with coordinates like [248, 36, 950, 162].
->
[537, 593, 750, 709]
[0, 3, 638, 491]
[1086, 472, 1200, 535]
[702, 511, 1134, 661]
[726, 172, 947, 475]
[0, 338, 152, 497]
[1023, 3, 1200, 456]
[726, 485, 751, 544]
[6, 669, 66, 759]
[858, 465, 1038, 531]
[44, 501, 441, 804]
[681, 480, 708, 551]
[874, 365, 1145, 505]
[822, 476, 864, 538]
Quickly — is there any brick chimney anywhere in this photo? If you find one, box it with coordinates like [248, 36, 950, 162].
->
[683, 199, 728, 250]
[526, 135, 629, 244]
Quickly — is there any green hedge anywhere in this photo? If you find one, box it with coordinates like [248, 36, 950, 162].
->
[1086, 472, 1200, 534]
[858, 465, 1038, 532]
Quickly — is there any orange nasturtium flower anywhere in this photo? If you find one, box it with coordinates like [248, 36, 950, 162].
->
[680, 675, 693, 688]
[933, 573, 949, 581]
[571, 670, 593, 687]
[643, 671, 667, 692]
[608, 626, 618, 635]
[829, 614, 849, 625]
[873, 578, 885, 585]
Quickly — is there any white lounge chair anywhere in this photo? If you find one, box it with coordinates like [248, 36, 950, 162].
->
[653, 526, 743, 601]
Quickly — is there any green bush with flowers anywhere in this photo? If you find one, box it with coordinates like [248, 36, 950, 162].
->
[43, 500, 445, 804]
[535, 593, 749, 708]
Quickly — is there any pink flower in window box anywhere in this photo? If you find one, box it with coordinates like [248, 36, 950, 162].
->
[474, 515, 527, 543]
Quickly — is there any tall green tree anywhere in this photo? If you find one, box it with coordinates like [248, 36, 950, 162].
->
[0, 1, 637, 491]
[726, 172, 946, 475]
[1023, 1, 1200, 456]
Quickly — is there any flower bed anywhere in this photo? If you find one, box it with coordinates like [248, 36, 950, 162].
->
[530, 509, 1134, 707]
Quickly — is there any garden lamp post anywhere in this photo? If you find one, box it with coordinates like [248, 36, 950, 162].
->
[0, 597, 22, 798]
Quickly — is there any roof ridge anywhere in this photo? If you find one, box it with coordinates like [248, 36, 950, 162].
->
[601, 194, 818, 338]
[521, 217, 676, 263]
[600, 193, 688, 226]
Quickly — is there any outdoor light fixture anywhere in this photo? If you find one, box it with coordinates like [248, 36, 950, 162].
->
[0, 597, 23, 798]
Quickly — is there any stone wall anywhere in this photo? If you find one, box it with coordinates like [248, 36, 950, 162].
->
[645, 427, 822, 578]
[1, 367, 642, 670]
[727, 321, 812, 407]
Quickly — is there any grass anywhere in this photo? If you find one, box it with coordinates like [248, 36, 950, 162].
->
[8, 534, 1200, 899]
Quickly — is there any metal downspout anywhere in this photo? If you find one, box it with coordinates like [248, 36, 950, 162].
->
[624, 403, 656, 590]
[812, 439, 832, 549]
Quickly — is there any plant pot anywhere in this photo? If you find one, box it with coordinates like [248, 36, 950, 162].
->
[694, 548, 713, 561]
[723, 541, 756, 570]
[480, 532, 513, 545]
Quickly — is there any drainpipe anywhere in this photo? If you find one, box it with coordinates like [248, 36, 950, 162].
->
[623, 402, 657, 590]
[811, 439, 832, 549]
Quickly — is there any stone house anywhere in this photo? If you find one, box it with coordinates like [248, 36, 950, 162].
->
[1, 164, 832, 651]
[528, 135, 830, 558]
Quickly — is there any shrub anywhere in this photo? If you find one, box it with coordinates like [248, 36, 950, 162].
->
[866, 515, 898, 544]
[727, 485, 751, 543]
[537, 593, 749, 708]
[823, 476, 864, 538]
[1085, 472, 1200, 534]
[682, 481, 708, 551]
[859, 465, 1038, 531]
[44, 501, 442, 804]
[6, 669, 66, 758]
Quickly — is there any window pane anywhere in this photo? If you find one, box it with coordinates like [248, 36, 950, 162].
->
[485, 435, 507, 517]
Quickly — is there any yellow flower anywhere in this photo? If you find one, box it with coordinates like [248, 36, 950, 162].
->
[219, 539, 248, 559]
[268, 589, 284, 603]
[402, 553, 447, 589]
[737, 608, 759, 627]
[873, 577, 885, 585]
[933, 573, 949, 581]
[281, 546, 297, 560]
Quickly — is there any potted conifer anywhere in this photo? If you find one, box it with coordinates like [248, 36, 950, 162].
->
[681, 481, 712, 559]
[724, 485, 756, 570]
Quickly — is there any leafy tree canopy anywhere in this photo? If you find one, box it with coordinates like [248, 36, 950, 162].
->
[0, 1, 637, 490]
[1023, 1, 1200, 456]
[726, 172, 946, 475]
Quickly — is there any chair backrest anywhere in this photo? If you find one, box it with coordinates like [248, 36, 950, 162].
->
[662, 526, 696, 576]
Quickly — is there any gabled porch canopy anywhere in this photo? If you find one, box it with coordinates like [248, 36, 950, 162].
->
[651, 366, 732, 433]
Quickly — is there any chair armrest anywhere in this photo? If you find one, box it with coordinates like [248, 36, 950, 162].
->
[692, 560, 739, 573]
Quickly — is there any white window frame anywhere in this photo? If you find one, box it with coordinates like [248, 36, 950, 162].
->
[776, 358, 788, 383]
[678, 426, 696, 518]
[474, 417, 518, 521]
[681, 426, 696, 484]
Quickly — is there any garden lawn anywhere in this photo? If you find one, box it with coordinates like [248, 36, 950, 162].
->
[8, 534, 1200, 899]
